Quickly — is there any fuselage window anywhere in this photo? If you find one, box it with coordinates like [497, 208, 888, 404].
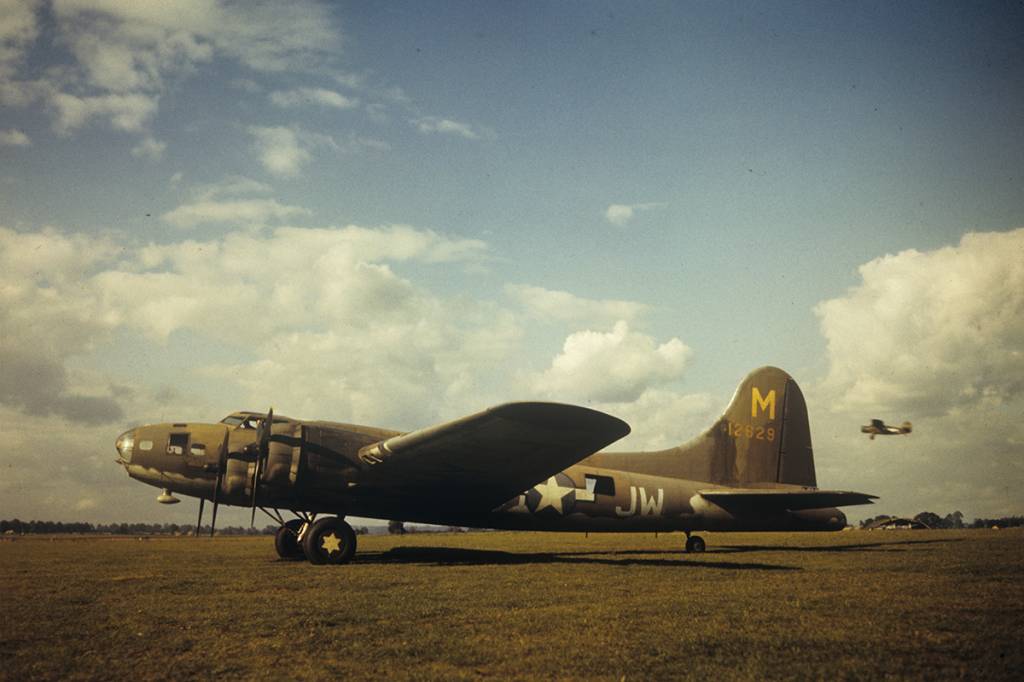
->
[167, 433, 188, 456]
[190, 443, 206, 457]
[586, 474, 615, 496]
[138, 440, 153, 451]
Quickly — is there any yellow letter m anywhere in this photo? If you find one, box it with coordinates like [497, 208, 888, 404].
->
[751, 387, 776, 420]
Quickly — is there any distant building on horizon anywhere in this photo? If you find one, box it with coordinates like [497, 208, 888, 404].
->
[864, 517, 931, 530]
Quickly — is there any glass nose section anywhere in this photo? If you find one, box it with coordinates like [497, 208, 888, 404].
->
[115, 429, 135, 463]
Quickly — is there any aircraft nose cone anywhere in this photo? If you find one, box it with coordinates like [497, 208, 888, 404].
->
[115, 428, 136, 463]
[834, 510, 848, 529]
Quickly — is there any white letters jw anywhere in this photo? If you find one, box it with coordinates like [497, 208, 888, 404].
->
[615, 486, 665, 517]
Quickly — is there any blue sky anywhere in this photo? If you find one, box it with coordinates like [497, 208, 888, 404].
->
[2, 1, 1022, 526]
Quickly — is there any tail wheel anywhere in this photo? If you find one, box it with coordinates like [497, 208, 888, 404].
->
[274, 519, 305, 560]
[685, 534, 706, 553]
[302, 516, 357, 565]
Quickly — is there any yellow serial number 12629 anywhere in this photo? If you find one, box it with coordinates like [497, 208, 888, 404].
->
[722, 421, 776, 442]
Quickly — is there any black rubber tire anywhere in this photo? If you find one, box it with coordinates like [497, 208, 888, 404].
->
[685, 535, 706, 553]
[302, 517, 357, 565]
[274, 519, 305, 560]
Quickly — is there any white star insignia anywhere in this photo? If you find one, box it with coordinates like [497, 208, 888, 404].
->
[533, 476, 574, 515]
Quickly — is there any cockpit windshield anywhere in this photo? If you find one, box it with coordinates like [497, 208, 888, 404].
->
[220, 413, 291, 429]
[240, 416, 262, 429]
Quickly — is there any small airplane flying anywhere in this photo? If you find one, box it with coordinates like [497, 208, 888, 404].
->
[861, 419, 913, 440]
[116, 366, 876, 564]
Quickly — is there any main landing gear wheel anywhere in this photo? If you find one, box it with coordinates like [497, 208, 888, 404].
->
[302, 517, 357, 565]
[274, 519, 305, 561]
[685, 534, 706, 553]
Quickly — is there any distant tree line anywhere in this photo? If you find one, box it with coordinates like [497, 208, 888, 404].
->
[0, 519, 277, 535]
[0, 519, 378, 536]
[858, 511, 1024, 529]
[0, 518, 463, 536]
[967, 516, 1024, 528]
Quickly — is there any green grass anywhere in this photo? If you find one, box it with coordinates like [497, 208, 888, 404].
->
[1, 529, 1021, 680]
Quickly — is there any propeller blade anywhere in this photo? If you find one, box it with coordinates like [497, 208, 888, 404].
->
[210, 464, 222, 538]
[195, 497, 205, 537]
[250, 407, 273, 527]
[257, 407, 273, 458]
[249, 456, 262, 527]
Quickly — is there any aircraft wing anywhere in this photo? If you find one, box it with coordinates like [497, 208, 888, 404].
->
[353, 402, 630, 512]
[698, 488, 877, 513]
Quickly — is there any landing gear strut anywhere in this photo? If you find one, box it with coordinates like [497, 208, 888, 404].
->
[685, 533, 706, 553]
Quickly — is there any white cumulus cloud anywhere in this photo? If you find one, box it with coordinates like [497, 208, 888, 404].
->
[532, 321, 693, 403]
[130, 135, 166, 160]
[50, 92, 159, 134]
[506, 284, 649, 325]
[0, 226, 124, 424]
[808, 228, 1024, 521]
[598, 388, 719, 452]
[270, 87, 358, 109]
[0, 0, 41, 87]
[604, 202, 666, 227]
[0, 128, 30, 146]
[161, 198, 312, 229]
[816, 228, 1024, 417]
[248, 125, 311, 177]
[0, 222, 499, 431]
[3, 1, 342, 142]
[191, 175, 272, 200]
[414, 116, 482, 140]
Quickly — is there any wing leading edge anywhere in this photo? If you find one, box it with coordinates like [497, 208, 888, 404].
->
[354, 402, 630, 512]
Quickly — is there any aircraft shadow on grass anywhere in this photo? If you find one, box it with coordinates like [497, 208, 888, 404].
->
[349, 546, 799, 571]
[714, 538, 962, 554]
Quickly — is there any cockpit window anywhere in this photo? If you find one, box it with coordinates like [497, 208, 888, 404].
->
[241, 417, 261, 429]
[221, 416, 244, 426]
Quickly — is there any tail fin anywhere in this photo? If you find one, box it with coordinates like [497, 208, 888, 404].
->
[586, 367, 816, 487]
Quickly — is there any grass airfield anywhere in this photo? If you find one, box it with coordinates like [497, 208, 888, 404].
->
[1, 529, 1020, 680]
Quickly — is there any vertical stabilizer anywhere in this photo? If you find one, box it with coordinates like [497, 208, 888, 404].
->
[583, 366, 817, 487]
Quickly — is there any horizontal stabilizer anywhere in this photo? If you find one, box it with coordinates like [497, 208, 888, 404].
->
[699, 488, 877, 513]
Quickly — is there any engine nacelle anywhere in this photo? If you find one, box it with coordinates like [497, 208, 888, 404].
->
[220, 421, 365, 504]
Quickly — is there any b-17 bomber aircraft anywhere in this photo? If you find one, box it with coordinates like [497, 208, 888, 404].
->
[115, 367, 876, 564]
[861, 419, 913, 440]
